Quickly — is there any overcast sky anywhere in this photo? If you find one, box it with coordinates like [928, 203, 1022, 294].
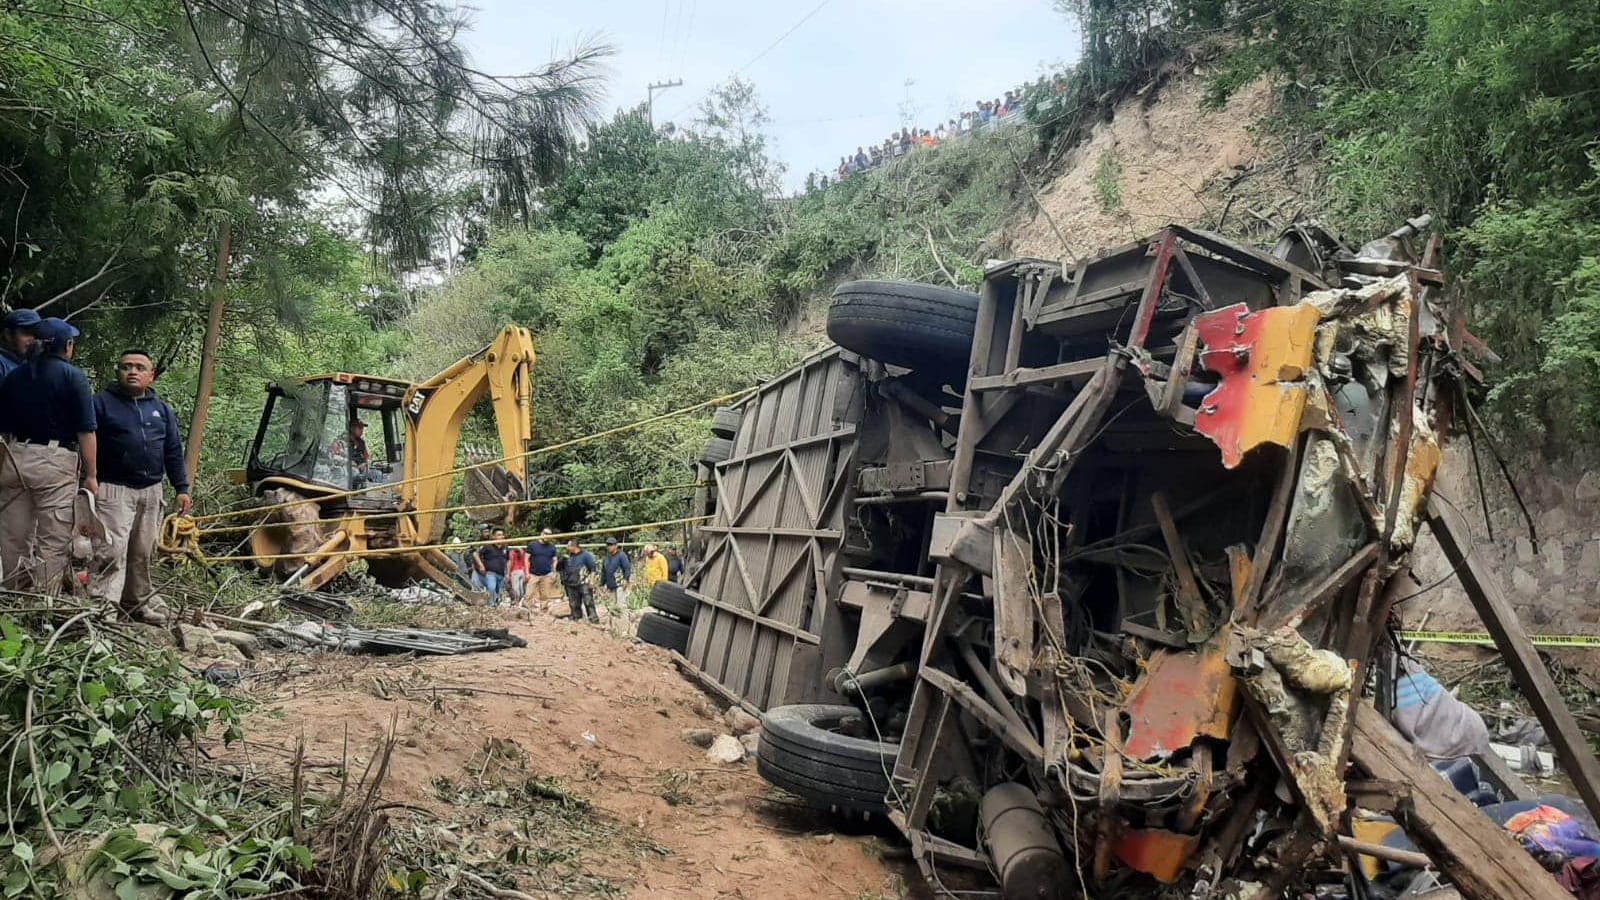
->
[459, 0, 1081, 191]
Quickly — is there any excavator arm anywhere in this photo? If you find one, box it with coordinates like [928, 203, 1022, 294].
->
[400, 325, 536, 542]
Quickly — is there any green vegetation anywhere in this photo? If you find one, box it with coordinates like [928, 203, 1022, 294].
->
[400, 82, 1049, 533]
[1093, 150, 1124, 213]
[0, 607, 309, 897]
[5, 0, 1600, 892]
[1168, 0, 1600, 443]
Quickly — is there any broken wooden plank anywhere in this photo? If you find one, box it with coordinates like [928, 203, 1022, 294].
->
[1349, 702, 1569, 900]
[1159, 321, 1202, 420]
[1151, 491, 1213, 638]
[1261, 540, 1379, 630]
[1425, 496, 1600, 825]
[1094, 709, 1125, 880]
[1470, 749, 1537, 804]
[1237, 442, 1300, 622]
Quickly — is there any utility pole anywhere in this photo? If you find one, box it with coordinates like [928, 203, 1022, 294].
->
[185, 220, 231, 485]
[647, 79, 683, 127]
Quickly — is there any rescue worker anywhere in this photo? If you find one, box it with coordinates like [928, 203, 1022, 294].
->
[525, 527, 560, 613]
[474, 527, 508, 605]
[640, 543, 668, 588]
[600, 536, 633, 613]
[0, 308, 41, 377]
[560, 539, 599, 623]
[665, 546, 685, 583]
[469, 522, 492, 590]
[90, 349, 189, 622]
[0, 317, 97, 591]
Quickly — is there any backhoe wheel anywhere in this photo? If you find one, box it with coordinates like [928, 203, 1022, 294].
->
[648, 581, 698, 621]
[710, 406, 742, 439]
[756, 704, 899, 813]
[635, 611, 690, 653]
[827, 280, 979, 372]
[701, 436, 734, 465]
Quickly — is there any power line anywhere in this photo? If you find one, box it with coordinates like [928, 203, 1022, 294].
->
[656, 0, 671, 70]
[674, 0, 698, 74]
[736, 0, 833, 74]
[662, 0, 835, 125]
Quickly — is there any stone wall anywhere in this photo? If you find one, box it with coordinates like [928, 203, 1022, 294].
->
[1404, 440, 1600, 636]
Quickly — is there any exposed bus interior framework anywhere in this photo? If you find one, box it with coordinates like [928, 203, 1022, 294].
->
[665, 222, 1599, 898]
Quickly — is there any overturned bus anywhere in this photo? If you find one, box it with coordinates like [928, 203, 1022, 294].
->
[640, 221, 1544, 897]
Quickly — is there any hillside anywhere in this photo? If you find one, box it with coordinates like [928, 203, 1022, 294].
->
[1006, 73, 1285, 258]
[816, 61, 1594, 642]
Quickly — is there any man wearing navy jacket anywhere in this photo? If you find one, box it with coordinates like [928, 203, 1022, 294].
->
[91, 349, 189, 622]
[0, 317, 96, 591]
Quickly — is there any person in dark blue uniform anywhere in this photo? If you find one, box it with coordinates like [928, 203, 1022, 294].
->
[0, 317, 97, 591]
[91, 349, 189, 622]
[0, 308, 40, 379]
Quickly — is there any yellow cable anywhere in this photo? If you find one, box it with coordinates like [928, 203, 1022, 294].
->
[185, 386, 754, 525]
[184, 515, 711, 563]
[187, 481, 706, 538]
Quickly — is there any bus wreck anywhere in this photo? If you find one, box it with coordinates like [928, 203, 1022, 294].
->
[656, 221, 1594, 897]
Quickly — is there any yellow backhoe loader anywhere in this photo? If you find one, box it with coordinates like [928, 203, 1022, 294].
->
[236, 326, 534, 592]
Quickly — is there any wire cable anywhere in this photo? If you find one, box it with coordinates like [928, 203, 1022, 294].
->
[188, 481, 705, 538]
[182, 386, 753, 525]
[735, 0, 833, 75]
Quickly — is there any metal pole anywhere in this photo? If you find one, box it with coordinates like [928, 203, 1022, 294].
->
[185, 220, 231, 484]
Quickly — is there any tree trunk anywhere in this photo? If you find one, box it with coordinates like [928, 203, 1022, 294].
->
[185, 221, 232, 486]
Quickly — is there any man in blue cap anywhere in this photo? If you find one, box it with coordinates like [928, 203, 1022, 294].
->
[91, 349, 189, 622]
[0, 316, 97, 592]
[0, 308, 41, 378]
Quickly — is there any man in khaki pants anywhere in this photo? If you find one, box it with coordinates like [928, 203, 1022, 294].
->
[525, 527, 562, 613]
[0, 317, 97, 592]
[91, 350, 190, 623]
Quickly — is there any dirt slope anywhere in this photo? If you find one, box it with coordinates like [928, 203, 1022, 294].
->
[220, 615, 911, 898]
[1006, 74, 1291, 260]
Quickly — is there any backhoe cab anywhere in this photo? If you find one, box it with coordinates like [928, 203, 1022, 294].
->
[239, 326, 535, 594]
[247, 374, 409, 501]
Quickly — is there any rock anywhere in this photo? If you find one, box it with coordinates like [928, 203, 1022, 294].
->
[706, 734, 745, 764]
[681, 728, 716, 749]
[1578, 471, 1600, 503]
[739, 731, 761, 756]
[210, 644, 246, 665]
[1580, 540, 1600, 579]
[1537, 506, 1570, 538]
[1542, 542, 1567, 577]
[1510, 566, 1538, 598]
[1515, 536, 1535, 564]
[122, 622, 176, 648]
[212, 629, 259, 652]
[725, 707, 761, 736]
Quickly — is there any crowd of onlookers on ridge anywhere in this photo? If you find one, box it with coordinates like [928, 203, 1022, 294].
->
[824, 73, 1071, 184]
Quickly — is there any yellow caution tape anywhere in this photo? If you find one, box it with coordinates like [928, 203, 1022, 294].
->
[184, 386, 754, 525]
[1397, 630, 1600, 649]
[188, 481, 706, 538]
[185, 514, 711, 564]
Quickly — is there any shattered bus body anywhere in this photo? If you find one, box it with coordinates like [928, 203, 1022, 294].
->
[661, 222, 1587, 896]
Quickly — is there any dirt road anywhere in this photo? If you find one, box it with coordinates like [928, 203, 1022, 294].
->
[222, 611, 915, 899]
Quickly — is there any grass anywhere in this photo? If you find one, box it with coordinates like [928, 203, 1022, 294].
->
[423, 766, 667, 896]
[1093, 149, 1124, 213]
